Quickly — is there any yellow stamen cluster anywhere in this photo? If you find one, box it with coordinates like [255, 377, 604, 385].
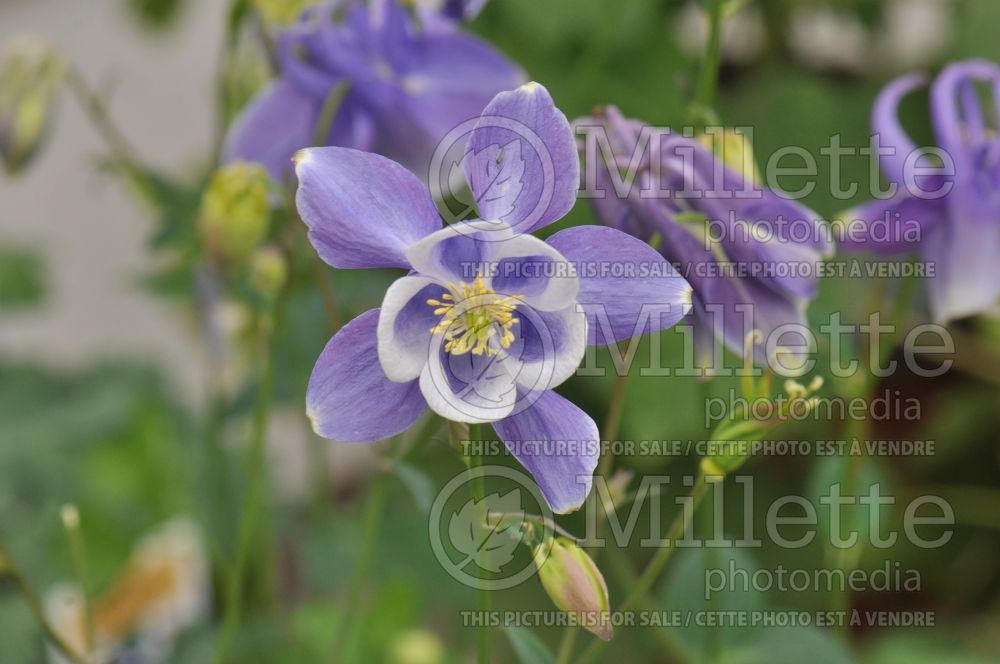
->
[428, 277, 522, 356]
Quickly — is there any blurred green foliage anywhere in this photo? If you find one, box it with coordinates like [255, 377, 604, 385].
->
[0, 248, 44, 311]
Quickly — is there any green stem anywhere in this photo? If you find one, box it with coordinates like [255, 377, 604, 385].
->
[0, 543, 89, 664]
[602, 545, 687, 662]
[299, 224, 343, 331]
[312, 82, 350, 146]
[578, 472, 709, 664]
[61, 506, 96, 658]
[328, 473, 389, 662]
[691, 0, 725, 127]
[214, 308, 279, 664]
[467, 423, 491, 664]
[557, 362, 629, 663]
[212, 0, 252, 162]
[597, 359, 630, 478]
[554, 628, 578, 664]
[63, 66, 143, 175]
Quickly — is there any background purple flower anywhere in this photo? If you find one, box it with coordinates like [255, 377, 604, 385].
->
[579, 107, 833, 369]
[841, 60, 1000, 323]
[298, 83, 692, 512]
[224, 0, 523, 181]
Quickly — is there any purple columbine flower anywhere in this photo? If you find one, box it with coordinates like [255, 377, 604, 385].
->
[578, 107, 833, 369]
[224, 0, 523, 181]
[297, 83, 692, 513]
[840, 59, 1000, 323]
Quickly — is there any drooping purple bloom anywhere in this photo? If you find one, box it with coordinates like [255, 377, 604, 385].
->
[298, 84, 692, 512]
[841, 59, 1000, 323]
[578, 107, 833, 369]
[224, 0, 523, 181]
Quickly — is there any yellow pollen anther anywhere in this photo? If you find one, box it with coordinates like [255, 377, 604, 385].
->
[428, 277, 523, 357]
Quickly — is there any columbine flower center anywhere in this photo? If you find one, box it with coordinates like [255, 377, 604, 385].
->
[427, 277, 522, 356]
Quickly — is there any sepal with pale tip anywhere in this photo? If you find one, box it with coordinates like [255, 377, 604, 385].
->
[532, 536, 613, 641]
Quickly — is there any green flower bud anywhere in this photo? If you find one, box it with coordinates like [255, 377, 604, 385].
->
[0, 36, 64, 175]
[249, 246, 288, 300]
[387, 628, 445, 664]
[533, 537, 613, 641]
[198, 162, 272, 262]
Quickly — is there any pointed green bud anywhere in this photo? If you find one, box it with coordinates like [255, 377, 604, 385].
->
[249, 246, 288, 300]
[198, 162, 272, 262]
[0, 36, 64, 175]
[533, 537, 613, 641]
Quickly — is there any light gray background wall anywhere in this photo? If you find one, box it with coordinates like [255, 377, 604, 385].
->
[0, 0, 229, 400]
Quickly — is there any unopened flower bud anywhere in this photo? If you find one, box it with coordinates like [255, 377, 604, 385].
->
[0, 36, 64, 175]
[249, 246, 288, 300]
[198, 162, 272, 262]
[533, 537, 613, 641]
[387, 628, 445, 664]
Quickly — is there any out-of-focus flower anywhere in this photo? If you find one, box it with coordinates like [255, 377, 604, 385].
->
[840, 60, 1000, 322]
[299, 83, 691, 512]
[788, 4, 869, 75]
[788, 1, 955, 76]
[46, 519, 209, 664]
[387, 628, 446, 664]
[0, 36, 64, 175]
[532, 536, 613, 641]
[875, 0, 953, 72]
[674, 0, 767, 67]
[224, 0, 523, 181]
[198, 162, 272, 262]
[579, 107, 832, 370]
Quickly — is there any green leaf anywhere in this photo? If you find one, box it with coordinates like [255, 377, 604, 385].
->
[504, 626, 555, 664]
